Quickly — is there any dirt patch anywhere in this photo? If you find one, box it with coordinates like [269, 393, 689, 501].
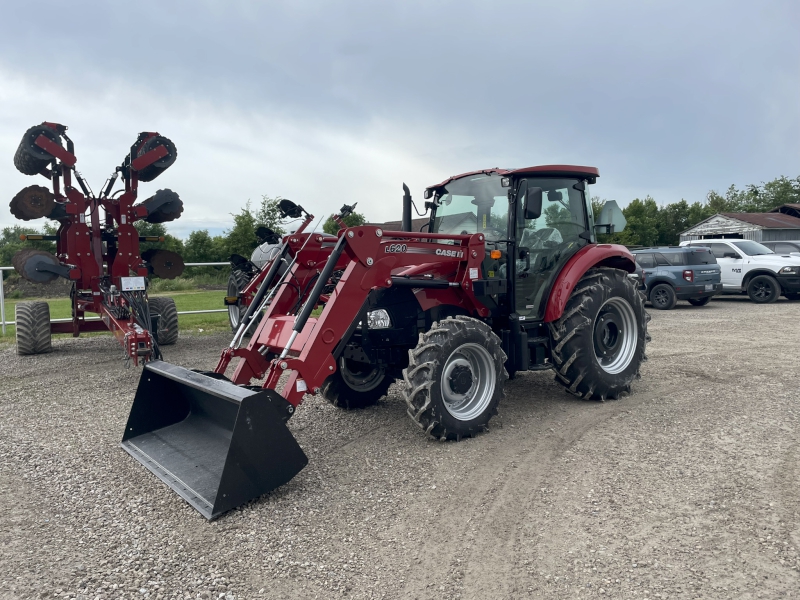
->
[0, 296, 798, 599]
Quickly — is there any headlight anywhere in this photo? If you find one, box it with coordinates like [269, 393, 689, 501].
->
[779, 266, 799, 275]
[367, 309, 392, 329]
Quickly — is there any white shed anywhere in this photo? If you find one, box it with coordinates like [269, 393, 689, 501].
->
[679, 212, 800, 243]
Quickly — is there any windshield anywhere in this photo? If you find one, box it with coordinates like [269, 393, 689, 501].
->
[433, 173, 507, 241]
[731, 241, 774, 256]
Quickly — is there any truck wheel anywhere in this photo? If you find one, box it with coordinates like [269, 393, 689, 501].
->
[321, 358, 394, 409]
[549, 268, 649, 401]
[747, 275, 779, 303]
[688, 297, 711, 306]
[402, 316, 507, 441]
[649, 283, 677, 310]
[15, 301, 52, 355]
[227, 270, 251, 331]
[149, 297, 179, 345]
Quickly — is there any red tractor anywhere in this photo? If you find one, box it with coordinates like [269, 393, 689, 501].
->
[8, 122, 184, 364]
[122, 165, 649, 519]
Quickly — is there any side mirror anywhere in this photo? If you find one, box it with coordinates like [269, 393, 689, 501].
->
[524, 186, 543, 220]
[595, 200, 627, 233]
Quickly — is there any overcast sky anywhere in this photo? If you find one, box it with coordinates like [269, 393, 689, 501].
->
[1, 0, 798, 238]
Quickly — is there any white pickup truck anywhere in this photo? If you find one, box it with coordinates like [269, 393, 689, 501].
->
[679, 239, 800, 303]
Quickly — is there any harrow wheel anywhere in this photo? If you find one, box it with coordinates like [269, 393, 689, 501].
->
[149, 297, 179, 346]
[135, 136, 177, 182]
[402, 316, 507, 441]
[139, 189, 184, 223]
[321, 357, 394, 410]
[549, 267, 649, 401]
[9, 185, 56, 220]
[15, 301, 52, 355]
[13, 125, 62, 176]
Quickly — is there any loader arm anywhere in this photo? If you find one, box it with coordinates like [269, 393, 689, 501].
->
[220, 226, 490, 406]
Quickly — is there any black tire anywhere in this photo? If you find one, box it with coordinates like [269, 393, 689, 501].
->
[13, 125, 62, 176]
[402, 316, 507, 441]
[747, 275, 780, 304]
[136, 136, 177, 182]
[227, 270, 252, 331]
[149, 296, 179, 345]
[649, 283, 677, 310]
[549, 267, 649, 401]
[688, 297, 711, 307]
[321, 357, 394, 409]
[15, 301, 52, 355]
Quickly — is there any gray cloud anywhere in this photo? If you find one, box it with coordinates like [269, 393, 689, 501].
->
[1, 0, 798, 236]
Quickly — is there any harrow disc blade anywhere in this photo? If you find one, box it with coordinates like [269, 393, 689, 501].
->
[9, 185, 56, 220]
[12, 249, 62, 284]
[143, 249, 185, 279]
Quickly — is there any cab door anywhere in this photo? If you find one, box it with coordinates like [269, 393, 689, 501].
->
[513, 179, 588, 320]
[707, 243, 742, 288]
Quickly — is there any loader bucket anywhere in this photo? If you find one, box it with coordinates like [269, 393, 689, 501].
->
[121, 361, 307, 519]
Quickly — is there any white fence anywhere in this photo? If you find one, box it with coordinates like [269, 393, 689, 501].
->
[1, 262, 231, 335]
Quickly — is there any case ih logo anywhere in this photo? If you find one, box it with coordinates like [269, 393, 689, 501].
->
[436, 248, 464, 258]
[384, 243, 408, 253]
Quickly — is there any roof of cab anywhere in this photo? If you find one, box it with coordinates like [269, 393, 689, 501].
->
[425, 165, 600, 194]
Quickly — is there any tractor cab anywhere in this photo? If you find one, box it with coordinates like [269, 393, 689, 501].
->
[425, 166, 617, 321]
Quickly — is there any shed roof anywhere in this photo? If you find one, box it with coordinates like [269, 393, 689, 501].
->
[720, 212, 800, 229]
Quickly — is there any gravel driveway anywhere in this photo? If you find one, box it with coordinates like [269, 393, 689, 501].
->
[1, 295, 798, 599]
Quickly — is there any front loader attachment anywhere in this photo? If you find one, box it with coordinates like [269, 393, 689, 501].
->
[121, 361, 308, 519]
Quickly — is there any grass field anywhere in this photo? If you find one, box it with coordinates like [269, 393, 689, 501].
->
[0, 290, 230, 342]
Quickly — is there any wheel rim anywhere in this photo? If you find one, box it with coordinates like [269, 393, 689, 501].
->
[751, 280, 773, 300]
[652, 287, 669, 307]
[228, 280, 240, 327]
[440, 343, 496, 421]
[339, 357, 385, 392]
[593, 297, 638, 375]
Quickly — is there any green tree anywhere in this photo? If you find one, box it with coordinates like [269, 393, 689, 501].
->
[616, 197, 660, 247]
[256, 196, 288, 236]
[323, 211, 366, 235]
[134, 221, 185, 256]
[656, 199, 691, 245]
[183, 229, 226, 263]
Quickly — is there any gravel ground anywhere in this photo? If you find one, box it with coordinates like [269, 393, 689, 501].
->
[1, 295, 798, 599]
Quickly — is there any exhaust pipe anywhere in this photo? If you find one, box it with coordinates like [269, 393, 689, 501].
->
[402, 183, 412, 232]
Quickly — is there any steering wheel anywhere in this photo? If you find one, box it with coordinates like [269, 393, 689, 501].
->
[481, 226, 506, 240]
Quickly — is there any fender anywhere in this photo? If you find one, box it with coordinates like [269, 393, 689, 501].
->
[543, 244, 635, 322]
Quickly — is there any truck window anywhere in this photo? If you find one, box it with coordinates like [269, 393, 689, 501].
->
[685, 250, 717, 265]
[635, 253, 655, 268]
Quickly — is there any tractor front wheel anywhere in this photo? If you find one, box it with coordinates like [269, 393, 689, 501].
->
[321, 357, 394, 409]
[227, 270, 251, 331]
[15, 301, 52, 355]
[402, 316, 507, 441]
[549, 267, 649, 401]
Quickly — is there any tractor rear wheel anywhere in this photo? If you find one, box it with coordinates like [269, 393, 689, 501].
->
[549, 267, 649, 401]
[402, 316, 507, 441]
[15, 301, 52, 355]
[149, 297, 179, 345]
[321, 357, 394, 409]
